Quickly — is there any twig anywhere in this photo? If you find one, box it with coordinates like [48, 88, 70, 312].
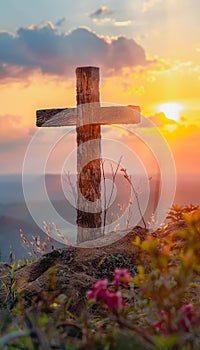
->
[64, 170, 77, 206]
[108, 156, 123, 210]
[24, 314, 49, 350]
[57, 321, 82, 330]
[121, 169, 147, 229]
[116, 316, 154, 346]
[101, 159, 107, 235]
[102, 157, 123, 234]
[0, 330, 29, 348]
[129, 175, 146, 229]
[52, 223, 71, 246]
[126, 198, 133, 229]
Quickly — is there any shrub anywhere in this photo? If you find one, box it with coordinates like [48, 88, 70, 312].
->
[0, 207, 200, 349]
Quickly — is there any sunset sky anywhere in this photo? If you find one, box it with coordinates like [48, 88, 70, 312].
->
[0, 0, 200, 175]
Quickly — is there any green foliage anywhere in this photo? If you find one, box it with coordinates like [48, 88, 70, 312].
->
[1, 262, 17, 308]
[0, 206, 200, 349]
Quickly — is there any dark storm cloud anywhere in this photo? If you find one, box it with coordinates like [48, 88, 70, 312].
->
[0, 24, 147, 79]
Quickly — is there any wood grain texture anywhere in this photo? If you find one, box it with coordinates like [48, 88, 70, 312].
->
[35, 66, 141, 245]
[36, 108, 76, 127]
[36, 105, 140, 127]
[76, 67, 102, 243]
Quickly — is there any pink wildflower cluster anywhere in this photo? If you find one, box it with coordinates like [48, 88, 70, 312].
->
[180, 303, 197, 332]
[154, 310, 167, 330]
[86, 268, 131, 310]
[154, 303, 197, 333]
[113, 268, 131, 288]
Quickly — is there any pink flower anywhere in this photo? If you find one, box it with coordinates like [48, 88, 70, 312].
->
[153, 320, 162, 329]
[86, 270, 131, 310]
[86, 277, 128, 310]
[86, 278, 109, 302]
[159, 310, 167, 317]
[181, 303, 194, 314]
[105, 291, 123, 310]
[113, 268, 131, 288]
[153, 310, 167, 330]
[180, 303, 197, 332]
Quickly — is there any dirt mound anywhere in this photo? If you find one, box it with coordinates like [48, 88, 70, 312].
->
[0, 222, 186, 313]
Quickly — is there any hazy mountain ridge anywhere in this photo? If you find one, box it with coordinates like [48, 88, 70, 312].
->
[0, 173, 199, 261]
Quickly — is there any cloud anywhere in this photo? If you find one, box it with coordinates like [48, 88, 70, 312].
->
[0, 25, 147, 80]
[92, 17, 132, 27]
[142, 0, 162, 12]
[0, 115, 35, 173]
[0, 138, 28, 152]
[89, 6, 131, 27]
[0, 114, 22, 128]
[89, 6, 110, 18]
[45, 21, 55, 30]
[55, 18, 66, 27]
[114, 20, 132, 27]
[149, 112, 177, 127]
[0, 114, 31, 153]
[136, 112, 177, 129]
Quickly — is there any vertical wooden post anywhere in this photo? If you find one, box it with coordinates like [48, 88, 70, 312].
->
[36, 66, 141, 244]
[76, 67, 102, 243]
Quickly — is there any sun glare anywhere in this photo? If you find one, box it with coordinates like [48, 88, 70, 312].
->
[157, 102, 183, 122]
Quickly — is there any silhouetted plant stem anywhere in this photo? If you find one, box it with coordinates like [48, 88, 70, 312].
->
[121, 168, 147, 230]
[101, 156, 123, 235]
[116, 315, 154, 346]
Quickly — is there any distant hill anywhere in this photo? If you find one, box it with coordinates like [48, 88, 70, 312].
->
[0, 175, 24, 204]
[0, 173, 199, 262]
[0, 173, 199, 207]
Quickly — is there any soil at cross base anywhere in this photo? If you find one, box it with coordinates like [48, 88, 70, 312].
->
[0, 221, 193, 314]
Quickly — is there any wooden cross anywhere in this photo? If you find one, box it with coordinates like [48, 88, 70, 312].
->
[36, 66, 140, 244]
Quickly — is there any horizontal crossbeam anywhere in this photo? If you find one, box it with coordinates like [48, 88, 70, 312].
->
[36, 105, 141, 127]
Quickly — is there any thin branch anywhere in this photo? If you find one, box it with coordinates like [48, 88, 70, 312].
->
[57, 321, 82, 330]
[24, 314, 49, 350]
[64, 170, 77, 206]
[0, 331, 29, 348]
[101, 156, 123, 235]
[107, 156, 123, 215]
[116, 316, 154, 346]
[52, 223, 71, 246]
[126, 198, 133, 229]
[101, 159, 107, 235]
[121, 169, 147, 229]
[129, 175, 147, 229]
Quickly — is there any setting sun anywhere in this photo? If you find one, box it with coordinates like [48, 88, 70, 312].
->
[157, 102, 184, 122]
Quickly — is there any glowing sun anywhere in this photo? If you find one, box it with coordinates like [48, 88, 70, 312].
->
[157, 102, 183, 122]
